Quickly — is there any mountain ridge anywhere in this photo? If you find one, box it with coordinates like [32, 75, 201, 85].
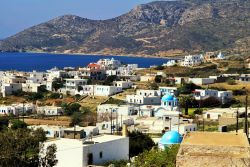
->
[1, 0, 250, 57]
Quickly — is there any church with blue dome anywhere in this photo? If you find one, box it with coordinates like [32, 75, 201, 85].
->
[158, 130, 183, 149]
[154, 94, 180, 117]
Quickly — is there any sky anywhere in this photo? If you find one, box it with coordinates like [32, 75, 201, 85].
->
[0, 0, 158, 39]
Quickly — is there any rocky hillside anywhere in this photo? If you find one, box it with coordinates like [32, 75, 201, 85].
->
[1, 0, 250, 57]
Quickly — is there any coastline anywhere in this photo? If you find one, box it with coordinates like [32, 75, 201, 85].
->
[0, 51, 183, 60]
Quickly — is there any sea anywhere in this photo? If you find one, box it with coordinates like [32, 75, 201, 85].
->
[0, 52, 169, 71]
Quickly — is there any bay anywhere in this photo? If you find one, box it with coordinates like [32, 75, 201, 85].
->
[0, 52, 169, 71]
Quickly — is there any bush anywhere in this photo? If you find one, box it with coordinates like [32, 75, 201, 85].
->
[179, 96, 199, 108]
[129, 131, 155, 158]
[133, 145, 180, 167]
[26, 92, 44, 101]
[62, 103, 82, 116]
[154, 75, 162, 83]
[193, 108, 203, 115]
[227, 78, 236, 85]
[148, 82, 159, 90]
[10, 120, 27, 130]
[178, 83, 202, 94]
[155, 65, 164, 70]
[49, 93, 61, 99]
[200, 97, 221, 108]
[0, 117, 9, 131]
[233, 89, 247, 96]
[104, 160, 128, 167]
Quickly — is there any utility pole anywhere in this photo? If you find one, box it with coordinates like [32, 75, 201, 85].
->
[236, 109, 239, 135]
[110, 108, 113, 135]
[244, 96, 248, 136]
[74, 124, 76, 139]
[22, 101, 25, 122]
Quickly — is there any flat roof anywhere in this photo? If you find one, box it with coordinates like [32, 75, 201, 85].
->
[204, 107, 247, 114]
[182, 132, 249, 147]
[45, 135, 127, 146]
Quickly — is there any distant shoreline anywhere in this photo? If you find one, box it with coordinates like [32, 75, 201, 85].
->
[0, 51, 183, 60]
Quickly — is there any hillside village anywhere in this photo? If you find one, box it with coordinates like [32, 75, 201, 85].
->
[0, 53, 250, 167]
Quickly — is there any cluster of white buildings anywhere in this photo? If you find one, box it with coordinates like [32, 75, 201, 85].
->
[0, 58, 138, 97]
[0, 103, 64, 116]
[193, 89, 233, 104]
[162, 52, 225, 68]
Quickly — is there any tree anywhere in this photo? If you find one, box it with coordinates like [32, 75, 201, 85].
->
[39, 144, 58, 167]
[0, 116, 9, 131]
[178, 83, 201, 94]
[0, 128, 57, 167]
[129, 131, 155, 158]
[154, 75, 162, 83]
[155, 65, 164, 70]
[62, 103, 81, 116]
[38, 85, 48, 93]
[52, 79, 64, 91]
[49, 93, 61, 99]
[132, 145, 180, 167]
[26, 92, 44, 101]
[227, 78, 236, 85]
[103, 75, 118, 85]
[10, 119, 28, 130]
[148, 82, 159, 90]
[70, 112, 83, 127]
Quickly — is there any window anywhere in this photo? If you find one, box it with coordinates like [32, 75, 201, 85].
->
[99, 151, 103, 158]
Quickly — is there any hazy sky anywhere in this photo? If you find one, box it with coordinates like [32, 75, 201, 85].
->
[0, 0, 159, 39]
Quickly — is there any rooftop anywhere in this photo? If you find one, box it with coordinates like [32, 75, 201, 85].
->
[182, 132, 249, 147]
[45, 135, 127, 147]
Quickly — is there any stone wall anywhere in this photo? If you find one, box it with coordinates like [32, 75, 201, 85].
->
[176, 145, 250, 167]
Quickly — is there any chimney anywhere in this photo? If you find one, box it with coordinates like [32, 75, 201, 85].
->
[122, 124, 128, 137]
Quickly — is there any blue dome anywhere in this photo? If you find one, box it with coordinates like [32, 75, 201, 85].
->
[162, 95, 174, 102]
[160, 131, 182, 145]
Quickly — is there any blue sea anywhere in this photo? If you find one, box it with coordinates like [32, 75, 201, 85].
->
[0, 52, 169, 71]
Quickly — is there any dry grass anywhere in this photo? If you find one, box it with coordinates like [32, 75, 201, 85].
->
[208, 82, 250, 103]
[112, 89, 135, 100]
[208, 82, 250, 92]
[78, 96, 109, 112]
[24, 118, 71, 126]
[0, 96, 26, 105]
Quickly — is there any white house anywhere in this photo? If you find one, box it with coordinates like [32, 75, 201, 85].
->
[113, 80, 133, 89]
[171, 123, 197, 135]
[36, 106, 64, 116]
[202, 107, 247, 120]
[126, 89, 161, 105]
[44, 135, 129, 167]
[97, 58, 121, 69]
[140, 74, 156, 82]
[77, 85, 122, 97]
[0, 103, 35, 116]
[193, 89, 232, 103]
[28, 125, 64, 138]
[65, 78, 88, 92]
[188, 78, 215, 85]
[28, 71, 44, 84]
[1, 83, 22, 97]
[126, 95, 161, 105]
[97, 104, 138, 116]
[217, 52, 225, 60]
[181, 54, 203, 67]
[22, 83, 41, 93]
[159, 87, 178, 96]
[163, 60, 177, 67]
[239, 74, 250, 83]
